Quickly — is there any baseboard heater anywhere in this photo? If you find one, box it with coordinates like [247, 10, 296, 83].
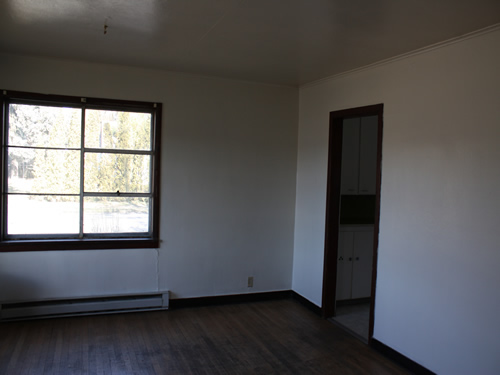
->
[0, 291, 169, 321]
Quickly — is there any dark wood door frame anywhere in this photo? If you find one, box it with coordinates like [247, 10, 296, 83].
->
[321, 104, 384, 343]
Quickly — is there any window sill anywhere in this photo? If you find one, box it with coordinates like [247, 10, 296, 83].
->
[0, 238, 160, 252]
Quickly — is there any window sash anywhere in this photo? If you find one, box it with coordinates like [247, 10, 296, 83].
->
[1, 90, 161, 251]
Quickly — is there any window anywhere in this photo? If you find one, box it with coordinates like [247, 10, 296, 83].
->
[0, 90, 162, 251]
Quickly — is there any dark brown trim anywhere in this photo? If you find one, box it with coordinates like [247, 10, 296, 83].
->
[327, 104, 383, 119]
[322, 104, 384, 344]
[0, 238, 159, 252]
[169, 291, 292, 309]
[151, 103, 162, 244]
[2, 90, 157, 110]
[291, 291, 322, 316]
[369, 108, 384, 339]
[170, 290, 324, 316]
[371, 339, 436, 375]
[0, 93, 5, 248]
[321, 114, 343, 318]
[0, 90, 162, 252]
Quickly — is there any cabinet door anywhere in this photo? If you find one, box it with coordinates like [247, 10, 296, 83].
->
[341, 118, 360, 195]
[336, 231, 354, 301]
[358, 116, 378, 195]
[351, 230, 374, 299]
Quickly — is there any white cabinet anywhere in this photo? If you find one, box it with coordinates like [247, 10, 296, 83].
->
[341, 116, 378, 195]
[336, 226, 374, 300]
[340, 118, 360, 195]
[336, 229, 354, 300]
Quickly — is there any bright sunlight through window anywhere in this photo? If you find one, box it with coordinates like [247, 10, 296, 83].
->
[1, 90, 161, 251]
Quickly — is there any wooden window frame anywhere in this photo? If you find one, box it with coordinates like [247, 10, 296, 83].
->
[0, 90, 162, 252]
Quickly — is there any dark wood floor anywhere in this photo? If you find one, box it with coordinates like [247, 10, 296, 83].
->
[0, 299, 409, 374]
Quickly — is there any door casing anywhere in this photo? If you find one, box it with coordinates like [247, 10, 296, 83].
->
[321, 104, 384, 343]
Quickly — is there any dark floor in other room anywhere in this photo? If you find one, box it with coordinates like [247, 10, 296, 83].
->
[332, 302, 370, 342]
[0, 299, 409, 374]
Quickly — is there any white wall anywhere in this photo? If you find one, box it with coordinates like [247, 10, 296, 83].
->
[293, 27, 500, 374]
[0, 54, 298, 301]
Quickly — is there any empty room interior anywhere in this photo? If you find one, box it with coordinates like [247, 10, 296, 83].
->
[1, 1, 500, 374]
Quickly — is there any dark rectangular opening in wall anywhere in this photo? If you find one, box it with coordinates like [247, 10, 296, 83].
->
[339, 195, 376, 225]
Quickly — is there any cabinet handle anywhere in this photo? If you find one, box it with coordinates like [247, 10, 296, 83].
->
[355, 257, 359, 261]
[349, 257, 352, 261]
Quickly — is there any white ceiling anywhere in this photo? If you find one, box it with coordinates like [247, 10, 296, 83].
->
[1, 0, 499, 86]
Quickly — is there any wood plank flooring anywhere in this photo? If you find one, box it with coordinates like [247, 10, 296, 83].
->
[0, 299, 410, 374]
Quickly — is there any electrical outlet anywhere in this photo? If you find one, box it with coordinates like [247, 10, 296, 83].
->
[247, 276, 254, 288]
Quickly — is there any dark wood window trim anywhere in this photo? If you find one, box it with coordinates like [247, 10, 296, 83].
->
[0, 90, 162, 252]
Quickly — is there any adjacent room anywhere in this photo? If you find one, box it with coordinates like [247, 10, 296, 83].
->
[1, 1, 500, 374]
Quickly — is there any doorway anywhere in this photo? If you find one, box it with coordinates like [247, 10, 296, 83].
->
[321, 104, 383, 343]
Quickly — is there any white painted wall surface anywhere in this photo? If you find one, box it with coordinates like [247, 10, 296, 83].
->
[293, 28, 500, 374]
[0, 54, 298, 301]
[0, 250, 159, 301]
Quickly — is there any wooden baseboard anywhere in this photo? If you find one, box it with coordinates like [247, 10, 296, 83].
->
[370, 338, 436, 375]
[169, 290, 292, 309]
[290, 291, 322, 316]
[170, 290, 323, 317]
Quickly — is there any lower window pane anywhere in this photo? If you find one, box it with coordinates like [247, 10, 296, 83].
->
[84, 197, 149, 233]
[7, 195, 79, 235]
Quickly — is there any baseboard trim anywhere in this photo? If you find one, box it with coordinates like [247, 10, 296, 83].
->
[370, 338, 436, 375]
[170, 290, 324, 316]
[169, 290, 292, 309]
[290, 291, 322, 316]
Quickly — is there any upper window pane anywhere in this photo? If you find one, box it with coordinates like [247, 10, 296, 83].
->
[8, 104, 81, 148]
[85, 109, 151, 151]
